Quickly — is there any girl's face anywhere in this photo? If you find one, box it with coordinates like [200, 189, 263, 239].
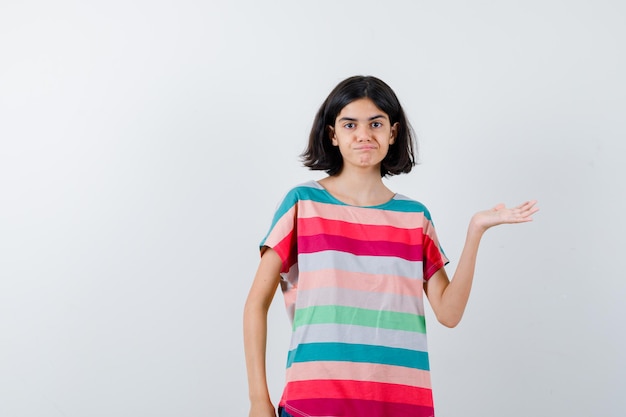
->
[328, 98, 399, 174]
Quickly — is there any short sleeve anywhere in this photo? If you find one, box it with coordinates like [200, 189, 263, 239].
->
[422, 211, 449, 280]
[259, 188, 299, 274]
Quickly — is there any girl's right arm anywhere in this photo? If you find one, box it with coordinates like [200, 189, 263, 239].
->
[243, 248, 283, 417]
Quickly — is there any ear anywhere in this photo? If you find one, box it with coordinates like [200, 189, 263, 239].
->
[327, 126, 338, 146]
[390, 122, 399, 144]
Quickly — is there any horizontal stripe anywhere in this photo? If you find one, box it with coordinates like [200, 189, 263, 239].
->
[260, 204, 297, 273]
[271, 235, 297, 274]
[287, 342, 430, 370]
[297, 269, 424, 298]
[261, 201, 296, 245]
[263, 181, 439, 250]
[262, 181, 444, 417]
[282, 180, 434, 215]
[283, 379, 434, 407]
[296, 287, 423, 315]
[282, 398, 435, 417]
[289, 323, 428, 351]
[298, 217, 424, 245]
[266, 184, 320, 225]
[298, 251, 423, 280]
[423, 218, 448, 264]
[423, 233, 448, 279]
[293, 305, 426, 333]
[299, 234, 423, 261]
[298, 198, 429, 228]
[285, 361, 432, 388]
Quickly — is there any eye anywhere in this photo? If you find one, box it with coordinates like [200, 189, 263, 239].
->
[371, 121, 383, 128]
[343, 122, 356, 129]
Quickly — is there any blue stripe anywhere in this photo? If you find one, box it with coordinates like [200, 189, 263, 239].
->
[272, 182, 432, 220]
[286, 342, 430, 371]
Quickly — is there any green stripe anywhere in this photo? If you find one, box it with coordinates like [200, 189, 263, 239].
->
[286, 342, 430, 371]
[293, 305, 426, 333]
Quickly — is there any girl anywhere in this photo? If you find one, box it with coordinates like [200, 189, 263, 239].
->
[244, 75, 538, 417]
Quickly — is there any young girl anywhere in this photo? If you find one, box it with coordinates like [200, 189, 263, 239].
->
[244, 75, 538, 417]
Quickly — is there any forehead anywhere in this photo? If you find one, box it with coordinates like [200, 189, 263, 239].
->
[336, 98, 389, 120]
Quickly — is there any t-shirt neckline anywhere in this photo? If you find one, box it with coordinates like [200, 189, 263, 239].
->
[312, 180, 397, 209]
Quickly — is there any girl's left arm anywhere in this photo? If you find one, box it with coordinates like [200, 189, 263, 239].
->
[424, 200, 539, 328]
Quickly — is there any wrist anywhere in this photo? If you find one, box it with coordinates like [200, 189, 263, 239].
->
[249, 391, 272, 404]
[467, 216, 488, 238]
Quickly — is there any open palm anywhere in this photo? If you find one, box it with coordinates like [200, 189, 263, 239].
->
[472, 200, 539, 231]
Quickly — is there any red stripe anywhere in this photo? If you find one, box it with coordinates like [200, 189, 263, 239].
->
[271, 232, 297, 273]
[283, 398, 435, 417]
[423, 234, 446, 279]
[299, 234, 423, 261]
[284, 379, 433, 407]
[299, 217, 424, 245]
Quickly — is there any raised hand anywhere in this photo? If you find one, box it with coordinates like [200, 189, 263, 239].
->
[470, 200, 539, 232]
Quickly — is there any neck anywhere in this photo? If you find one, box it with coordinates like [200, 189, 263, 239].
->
[319, 167, 393, 207]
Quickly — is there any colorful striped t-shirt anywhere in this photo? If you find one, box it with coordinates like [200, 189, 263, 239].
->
[260, 181, 449, 417]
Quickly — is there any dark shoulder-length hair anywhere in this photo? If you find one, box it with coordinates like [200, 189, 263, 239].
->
[301, 75, 417, 177]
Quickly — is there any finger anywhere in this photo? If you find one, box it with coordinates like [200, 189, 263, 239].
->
[522, 203, 539, 216]
[516, 200, 537, 210]
[517, 202, 539, 218]
[518, 209, 539, 221]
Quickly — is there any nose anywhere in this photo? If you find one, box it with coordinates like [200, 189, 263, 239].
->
[356, 125, 372, 142]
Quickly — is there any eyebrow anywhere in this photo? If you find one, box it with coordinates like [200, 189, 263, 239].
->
[337, 114, 388, 122]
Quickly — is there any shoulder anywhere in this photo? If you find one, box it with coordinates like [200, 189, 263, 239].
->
[389, 193, 434, 220]
[285, 180, 323, 196]
[272, 180, 329, 218]
[279, 180, 344, 206]
[278, 180, 323, 204]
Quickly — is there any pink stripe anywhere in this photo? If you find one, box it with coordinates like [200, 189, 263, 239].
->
[297, 269, 424, 298]
[423, 218, 443, 245]
[263, 206, 298, 272]
[282, 398, 435, 417]
[299, 217, 424, 245]
[286, 361, 431, 388]
[299, 234, 422, 261]
[299, 199, 426, 228]
[264, 205, 296, 247]
[284, 379, 433, 406]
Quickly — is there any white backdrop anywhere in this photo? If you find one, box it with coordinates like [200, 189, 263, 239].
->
[1, 1, 625, 416]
